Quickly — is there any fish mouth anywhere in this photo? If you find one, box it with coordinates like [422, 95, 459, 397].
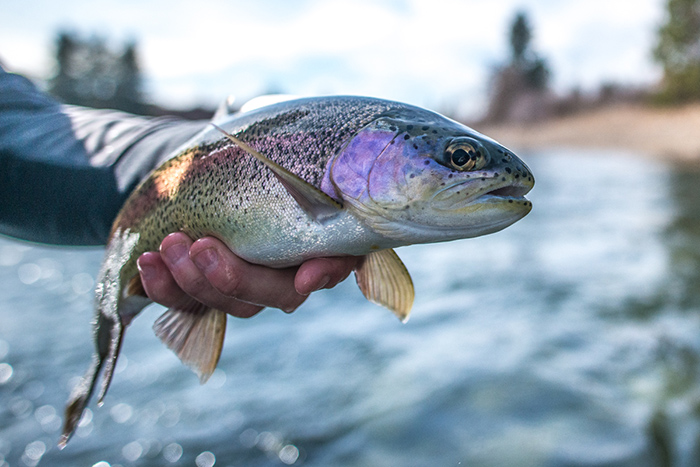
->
[481, 184, 532, 199]
[431, 179, 533, 210]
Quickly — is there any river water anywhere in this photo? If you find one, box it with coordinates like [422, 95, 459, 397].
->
[2, 149, 700, 466]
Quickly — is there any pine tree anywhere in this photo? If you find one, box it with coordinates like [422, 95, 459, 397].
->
[510, 12, 532, 63]
[653, 0, 700, 102]
[48, 32, 147, 114]
[486, 11, 552, 122]
[114, 42, 146, 114]
[50, 32, 79, 105]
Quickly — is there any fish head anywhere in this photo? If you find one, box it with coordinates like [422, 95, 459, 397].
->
[325, 110, 534, 243]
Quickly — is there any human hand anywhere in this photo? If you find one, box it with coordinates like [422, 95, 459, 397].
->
[136, 232, 363, 317]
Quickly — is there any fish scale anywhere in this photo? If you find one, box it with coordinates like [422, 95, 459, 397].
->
[59, 96, 534, 447]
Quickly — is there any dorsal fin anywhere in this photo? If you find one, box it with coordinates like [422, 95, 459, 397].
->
[211, 123, 343, 222]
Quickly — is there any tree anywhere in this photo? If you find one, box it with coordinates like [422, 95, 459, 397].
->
[654, 0, 700, 103]
[50, 32, 80, 105]
[48, 31, 147, 114]
[510, 12, 532, 63]
[485, 11, 552, 122]
[114, 42, 146, 114]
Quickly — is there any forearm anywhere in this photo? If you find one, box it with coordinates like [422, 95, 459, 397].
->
[0, 150, 123, 245]
[0, 68, 207, 245]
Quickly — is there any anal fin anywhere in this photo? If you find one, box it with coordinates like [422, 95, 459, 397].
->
[153, 302, 227, 383]
[354, 248, 415, 322]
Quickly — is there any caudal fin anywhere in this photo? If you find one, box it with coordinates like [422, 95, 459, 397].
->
[153, 301, 227, 383]
[59, 313, 123, 449]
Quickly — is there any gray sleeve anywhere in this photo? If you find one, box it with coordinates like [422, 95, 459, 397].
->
[0, 67, 208, 246]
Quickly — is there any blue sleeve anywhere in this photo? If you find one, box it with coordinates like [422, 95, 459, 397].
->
[0, 66, 207, 246]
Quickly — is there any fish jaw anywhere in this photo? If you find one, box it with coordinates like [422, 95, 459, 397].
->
[423, 170, 534, 237]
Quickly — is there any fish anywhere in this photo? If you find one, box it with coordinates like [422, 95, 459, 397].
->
[59, 96, 534, 447]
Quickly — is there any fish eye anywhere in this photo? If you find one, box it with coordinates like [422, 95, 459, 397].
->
[444, 137, 488, 171]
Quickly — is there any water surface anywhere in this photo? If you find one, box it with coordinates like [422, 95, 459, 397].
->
[2, 149, 700, 466]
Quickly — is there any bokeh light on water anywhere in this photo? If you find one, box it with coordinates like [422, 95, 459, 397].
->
[2, 149, 700, 465]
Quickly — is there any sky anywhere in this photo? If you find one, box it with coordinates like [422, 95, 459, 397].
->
[1, 0, 665, 118]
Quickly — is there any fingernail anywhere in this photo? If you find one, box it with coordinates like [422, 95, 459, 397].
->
[298, 275, 331, 296]
[192, 248, 219, 274]
[313, 275, 331, 292]
[162, 242, 188, 265]
[137, 258, 156, 280]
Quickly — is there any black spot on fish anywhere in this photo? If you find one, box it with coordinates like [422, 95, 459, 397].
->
[403, 134, 410, 140]
[407, 125, 414, 130]
[409, 174, 416, 179]
[505, 167, 512, 174]
[424, 160, 430, 165]
[422, 126, 429, 131]
[413, 144, 418, 149]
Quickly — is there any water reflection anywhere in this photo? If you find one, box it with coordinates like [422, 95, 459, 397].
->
[162, 442, 183, 463]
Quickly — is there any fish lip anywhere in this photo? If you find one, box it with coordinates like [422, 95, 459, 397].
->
[430, 178, 533, 210]
[480, 183, 532, 200]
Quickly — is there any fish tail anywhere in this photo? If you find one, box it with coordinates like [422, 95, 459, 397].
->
[59, 312, 123, 448]
[96, 313, 125, 404]
[153, 301, 227, 383]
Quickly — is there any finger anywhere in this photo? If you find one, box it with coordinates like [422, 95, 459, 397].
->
[294, 256, 364, 296]
[137, 251, 190, 308]
[160, 232, 264, 318]
[189, 236, 308, 313]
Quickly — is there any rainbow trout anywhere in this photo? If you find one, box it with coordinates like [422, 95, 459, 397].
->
[59, 96, 534, 446]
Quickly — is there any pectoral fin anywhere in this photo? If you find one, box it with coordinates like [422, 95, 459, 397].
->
[211, 124, 343, 222]
[355, 249, 415, 322]
[153, 301, 227, 383]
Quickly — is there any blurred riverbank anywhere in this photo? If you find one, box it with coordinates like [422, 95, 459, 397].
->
[478, 103, 700, 162]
